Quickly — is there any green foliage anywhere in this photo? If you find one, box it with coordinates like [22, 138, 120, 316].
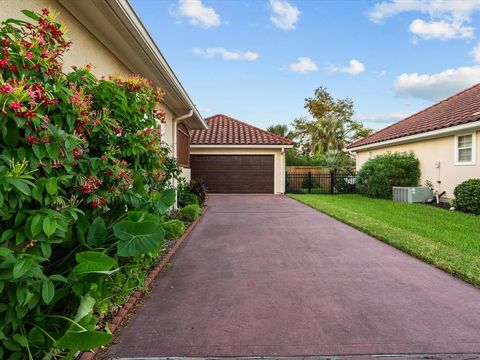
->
[177, 178, 207, 207]
[163, 219, 186, 240]
[189, 179, 207, 206]
[266, 124, 294, 139]
[180, 204, 202, 222]
[177, 177, 199, 207]
[0, 9, 181, 359]
[319, 149, 354, 172]
[454, 178, 480, 215]
[292, 87, 373, 156]
[356, 152, 420, 198]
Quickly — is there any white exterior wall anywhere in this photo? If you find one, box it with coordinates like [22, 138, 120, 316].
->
[190, 147, 287, 194]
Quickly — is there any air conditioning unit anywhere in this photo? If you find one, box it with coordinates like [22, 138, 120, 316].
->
[392, 186, 433, 203]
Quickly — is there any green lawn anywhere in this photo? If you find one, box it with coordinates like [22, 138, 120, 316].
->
[289, 194, 480, 287]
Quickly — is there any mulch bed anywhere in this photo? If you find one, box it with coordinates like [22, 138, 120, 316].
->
[423, 201, 453, 210]
[78, 205, 208, 360]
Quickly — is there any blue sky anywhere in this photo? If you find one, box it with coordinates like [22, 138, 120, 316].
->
[131, 0, 480, 130]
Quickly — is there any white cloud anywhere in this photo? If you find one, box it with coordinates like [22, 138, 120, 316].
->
[329, 59, 365, 75]
[393, 66, 480, 101]
[175, 0, 221, 28]
[472, 43, 480, 63]
[369, 0, 480, 40]
[269, 0, 301, 30]
[369, 0, 480, 23]
[193, 47, 259, 61]
[355, 111, 412, 123]
[409, 19, 474, 40]
[288, 57, 317, 73]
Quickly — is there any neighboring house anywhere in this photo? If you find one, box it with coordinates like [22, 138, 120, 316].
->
[1, 0, 207, 182]
[190, 114, 294, 194]
[348, 83, 480, 199]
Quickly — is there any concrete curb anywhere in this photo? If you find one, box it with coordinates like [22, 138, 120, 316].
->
[78, 206, 208, 360]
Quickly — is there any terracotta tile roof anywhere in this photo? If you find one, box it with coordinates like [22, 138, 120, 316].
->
[348, 83, 480, 149]
[191, 114, 293, 146]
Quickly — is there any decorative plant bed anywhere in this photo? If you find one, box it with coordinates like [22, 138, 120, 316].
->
[78, 205, 208, 360]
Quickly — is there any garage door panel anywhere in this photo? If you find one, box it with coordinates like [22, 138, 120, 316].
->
[191, 155, 274, 194]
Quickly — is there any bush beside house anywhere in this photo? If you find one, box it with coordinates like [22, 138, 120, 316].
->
[454, 179, 480, 215]
[0, 10, 200, 359]
[356, 152, 421, 198]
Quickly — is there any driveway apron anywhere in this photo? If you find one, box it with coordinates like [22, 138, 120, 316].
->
[107, 195, 480, 358]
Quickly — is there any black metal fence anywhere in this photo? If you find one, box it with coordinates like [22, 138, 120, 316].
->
[285, 172, 357, 194]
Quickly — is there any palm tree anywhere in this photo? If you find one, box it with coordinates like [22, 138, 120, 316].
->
[266, 124, 294, 139]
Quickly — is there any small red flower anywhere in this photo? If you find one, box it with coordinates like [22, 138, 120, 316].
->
[0, 59, 8, 68]
[72, 147, 83, 159]
[26, 135, 40, 144]
[42, 8, 49, 16]
[9, 101, 22, 111]
[25, 51, 33, 59]
[0, 84, 13, 93]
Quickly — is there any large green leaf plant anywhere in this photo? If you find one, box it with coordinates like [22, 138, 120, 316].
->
[0, 9, 180, 359]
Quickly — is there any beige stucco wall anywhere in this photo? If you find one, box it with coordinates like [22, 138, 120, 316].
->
[355, 131, 480, 199]
[1, 0, 129, 77]
[190, 147, 286, 193]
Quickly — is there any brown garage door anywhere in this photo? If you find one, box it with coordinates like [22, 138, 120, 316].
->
[191, 155, 274, 194]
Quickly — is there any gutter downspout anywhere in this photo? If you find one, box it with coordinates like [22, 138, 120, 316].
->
[174, 109, 194, 122]
[172, 110, 194, 208]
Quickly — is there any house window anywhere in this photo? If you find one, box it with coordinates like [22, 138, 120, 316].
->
[455, 133, 476, 165]
[177, 123, 190, 167]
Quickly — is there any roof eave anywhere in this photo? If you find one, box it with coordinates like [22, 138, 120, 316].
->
[349, 120, 480, 152]
[58, 0, 207, 130]
[191, 144, 294, 148]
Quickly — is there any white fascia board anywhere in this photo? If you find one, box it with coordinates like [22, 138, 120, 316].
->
[349, 120, 480, 152]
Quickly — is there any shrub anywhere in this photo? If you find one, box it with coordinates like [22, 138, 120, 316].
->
[189, 179, 207, 205]
[163, 219, 186, 240]
[334, 172, 356, 193]
[356, 152, 420, 198]
[177, 178, 199, 207]
[177, 178, 206, 207]
[454, 179, 480, 215]
[180, 204, 202, 221]
[0, 9, 181, 359]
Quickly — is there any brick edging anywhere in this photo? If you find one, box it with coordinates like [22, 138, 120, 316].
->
[78, 205, 208, 360]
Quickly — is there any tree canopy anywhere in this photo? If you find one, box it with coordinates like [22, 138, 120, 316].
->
[292, 87, 373, 156]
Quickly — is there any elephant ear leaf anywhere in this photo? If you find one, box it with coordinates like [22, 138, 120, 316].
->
[153, 188, 176, 214]
[86, 217, 107, 247]
[113, 221, 165, 257]
[72, 251, 117, 274]
[55, 330, 112, 351]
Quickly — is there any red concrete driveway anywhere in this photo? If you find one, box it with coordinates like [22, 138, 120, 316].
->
[107, 195, 480, 358]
